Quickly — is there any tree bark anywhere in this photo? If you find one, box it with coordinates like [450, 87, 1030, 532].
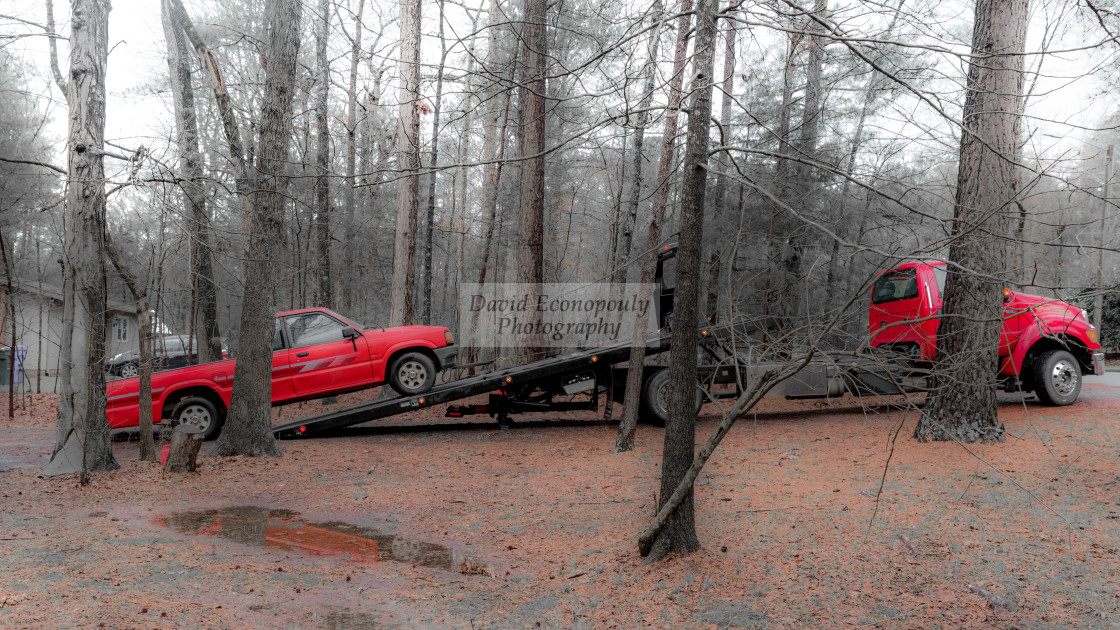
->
[390, 0, 422, 327]
[615, 0, 693, 454]
[103, 229, 158, 462]
[421, 0, 448, 325]
[617, 0, 664, 282]
[163, 425, 203, 473]
[162, 0, 221, 364]
[515, 0, 548, 359]
[210, 0, 303, 457]
[916, 0, 1027, 443]
[339, 0, 366, 314]
[711, 2, 736, 218]
[642, 0, 717, 562]
[313, 0, 333, 307]
[45, 0, 120, 479]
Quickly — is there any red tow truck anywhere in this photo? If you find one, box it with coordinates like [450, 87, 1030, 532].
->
[870, 261, 1104, 405]
[105, 308, 458, 438]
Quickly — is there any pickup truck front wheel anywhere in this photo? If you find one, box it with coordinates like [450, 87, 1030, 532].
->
[389, 352, 436, 396]
[1033, 349, 1082, 406]
[171, 397, 223, 439]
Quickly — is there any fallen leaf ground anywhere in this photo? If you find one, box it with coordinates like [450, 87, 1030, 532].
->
[2, 379, 1119, 629]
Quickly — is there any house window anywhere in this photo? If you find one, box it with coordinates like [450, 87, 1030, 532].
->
[114, 316, 129, 342]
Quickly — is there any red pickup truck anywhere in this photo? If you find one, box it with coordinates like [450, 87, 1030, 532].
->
[870, 262, 1104, 405]
[105, 308, 458, 438]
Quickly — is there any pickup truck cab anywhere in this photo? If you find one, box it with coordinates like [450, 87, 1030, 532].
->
[869, 262, 1104, 405]
[105, 308, 458, 438]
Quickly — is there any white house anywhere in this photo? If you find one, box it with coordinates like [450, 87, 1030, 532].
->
[0, 280, 140, 386]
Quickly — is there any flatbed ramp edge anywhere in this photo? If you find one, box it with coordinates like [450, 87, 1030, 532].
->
[272, 336, 672, 438]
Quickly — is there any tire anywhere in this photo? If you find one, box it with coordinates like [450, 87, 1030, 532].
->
[638, 369, 704, 427]
[119, 363, 139, 379]
[1033, 349, 1082, 406]
[388, 352, 437, 396]
[171, 396, 223, 440]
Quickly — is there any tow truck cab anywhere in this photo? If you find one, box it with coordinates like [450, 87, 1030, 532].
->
[869, 261, 1104, 405]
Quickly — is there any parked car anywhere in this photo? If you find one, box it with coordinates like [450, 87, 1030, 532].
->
[106, 335, 230, 379]
[105, 308, 458, 438]
[870, 261, 1104, 405]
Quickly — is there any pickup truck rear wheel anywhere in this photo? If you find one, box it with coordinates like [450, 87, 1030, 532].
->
[388, 352, 436, 396]
[171, 396, 222, 440]
[1033, 349, 1081, 406]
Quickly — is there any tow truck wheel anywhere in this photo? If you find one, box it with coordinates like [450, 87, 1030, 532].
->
[639, 369, 704, 427]
[1033, 349, 1081, 406]
[171, 396, 222, 440]
[119, 363, 139, 379]
[389, 352, 436, 396]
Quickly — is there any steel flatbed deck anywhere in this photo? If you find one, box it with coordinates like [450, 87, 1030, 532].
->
[272, 335, 673, 438]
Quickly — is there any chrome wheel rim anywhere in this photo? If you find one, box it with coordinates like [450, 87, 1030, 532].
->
[1050, 359, 1078, 396]
[178, 404, 213, 433]
[120, 364, 139, 378]
[398, 360, 428, 391]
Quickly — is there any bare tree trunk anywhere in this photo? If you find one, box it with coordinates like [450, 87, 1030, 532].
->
[390, 0, 422, 326]
[339, 0, 365, 312]
[162, 0, 220, 363]
[617, 0, 664, 281]
[169, 0, 251, 189]
[712, 1, 736, 217]
[516, 0, 548, 359]
[916, 0, 1027, 443]
[615, 0, 693, 453]
[313, 0, 333, 307]
[766, 30, 802, 318]
[211, 0, 303, 457]
[789, 0, 827, 316]
[2, 235, 14, 420]
[103, 230, 157, 462]
[824, 0, 904, 303]
[642, 0, 716, 561]
[45, 0, 120, 479]
[421, 0, 447, 325]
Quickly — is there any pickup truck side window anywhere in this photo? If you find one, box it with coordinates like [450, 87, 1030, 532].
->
[932, 267, 947, 297]
[286, 313, 348, 349]
[273, 319, 286, 351]
[872, 269, 919, 304]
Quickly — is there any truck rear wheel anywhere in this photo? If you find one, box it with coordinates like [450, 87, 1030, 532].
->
[639, 369, 704, 427]
[388, 352, 436, 396]
[171, 396, 223, 440]
[1033, 349, 1081, 406]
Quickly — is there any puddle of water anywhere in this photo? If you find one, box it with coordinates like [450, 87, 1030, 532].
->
[156, 506, 487, 573]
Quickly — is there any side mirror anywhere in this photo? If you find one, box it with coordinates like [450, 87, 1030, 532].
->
[342, 327, 360, 339]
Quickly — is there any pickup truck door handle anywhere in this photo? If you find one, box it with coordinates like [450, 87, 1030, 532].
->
[296, 351, 309, 358]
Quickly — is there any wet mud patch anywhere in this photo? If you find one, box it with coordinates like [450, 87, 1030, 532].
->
[157, 506, 491, 575]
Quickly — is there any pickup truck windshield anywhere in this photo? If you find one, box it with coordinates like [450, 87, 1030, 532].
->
[872, 268, 919, 304]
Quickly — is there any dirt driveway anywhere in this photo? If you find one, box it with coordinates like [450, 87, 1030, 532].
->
[2, 377, 1119, 629]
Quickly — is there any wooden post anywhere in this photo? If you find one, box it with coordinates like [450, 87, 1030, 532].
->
[163, 425, 204, 473]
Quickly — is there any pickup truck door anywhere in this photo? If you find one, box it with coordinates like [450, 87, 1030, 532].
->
[283, 312, 375, 398]
[271, 319, 296, 403]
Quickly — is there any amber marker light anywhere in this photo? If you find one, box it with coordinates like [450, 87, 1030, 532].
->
[505, 376, 512, 383]
[591, 356, 598, 363]
[1088, 330, 1099, 343]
